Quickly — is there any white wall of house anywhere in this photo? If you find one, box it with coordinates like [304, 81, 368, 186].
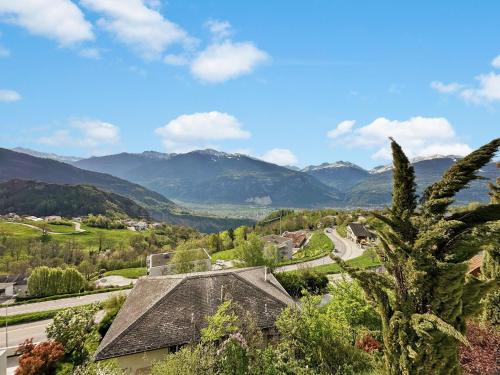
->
[116, 348, 168, 374]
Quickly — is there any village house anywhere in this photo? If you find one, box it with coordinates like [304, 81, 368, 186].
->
[346, 223, 372, 244]
[261, 235, 293, 259]
[282, 230, 307, 249]
[25, 216, 43, 222]
[94, 267, 295, 374]
[0, 274, 28, 297]
[147, 249, 212, 276]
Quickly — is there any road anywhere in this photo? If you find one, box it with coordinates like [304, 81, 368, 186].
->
[274, 228, 363, 273]
[0, 319, 50, 348]
[5, 289, 130, 316]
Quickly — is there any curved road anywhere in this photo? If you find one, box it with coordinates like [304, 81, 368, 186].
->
[274, 228, 363, 273]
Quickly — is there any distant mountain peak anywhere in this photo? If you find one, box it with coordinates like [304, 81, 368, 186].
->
[370, 154, 463, 174]
[303, 161, 365, 172]
[12, 147, 82, 163]
[141, 151, 175, 160]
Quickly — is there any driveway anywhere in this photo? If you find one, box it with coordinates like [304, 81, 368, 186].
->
[275, 228, 362, 273]
[95, 276, 136, 288]
[5, 289, 131, 316]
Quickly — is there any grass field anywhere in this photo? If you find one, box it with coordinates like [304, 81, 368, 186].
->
[336, 224, 347, 238]
[293, 232, 332, 259]
[103, 267, 147, 279]
[310, 251, 381, 274]
[211, 248, 238, 262]
[0, 220, 146, 250]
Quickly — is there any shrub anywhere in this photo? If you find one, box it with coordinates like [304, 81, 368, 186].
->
[355, 334, 382, 354]
[15, 339, 65, 375]
[275, 269, 328, 298]
[28, 266, 86, 297]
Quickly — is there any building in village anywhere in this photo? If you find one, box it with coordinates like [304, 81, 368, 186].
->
[147, 249, 212, 276]
[261, 235, 293, 259]
[282, 230, 307, 249]
[346, 223, 372, 244]
[95, 267, 295, 374]
[0, 274, 28, 298]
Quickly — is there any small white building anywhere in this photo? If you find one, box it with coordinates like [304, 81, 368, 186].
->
[0, 283, 14, 297]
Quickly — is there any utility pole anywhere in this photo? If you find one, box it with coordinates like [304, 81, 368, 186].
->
[4, 302, 8, 349]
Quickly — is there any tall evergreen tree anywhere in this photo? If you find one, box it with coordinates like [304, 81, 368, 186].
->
[481, 162, 500, 326]
[333, 138, 500, 375]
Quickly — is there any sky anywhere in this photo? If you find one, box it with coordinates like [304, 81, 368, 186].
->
[0, 0, 499, 169]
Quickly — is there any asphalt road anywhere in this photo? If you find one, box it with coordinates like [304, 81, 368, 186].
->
[5, 289, 130, 316]
[0, 319, 50, 348]
[274, 228, 362, 273]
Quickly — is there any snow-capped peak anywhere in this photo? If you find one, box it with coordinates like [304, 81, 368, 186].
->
[303, 161, 364, 172]
[370, 155, 462, 174]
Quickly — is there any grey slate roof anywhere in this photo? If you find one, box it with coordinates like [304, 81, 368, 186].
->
[95, 267, 295, 361]
[347, 223, 371, 238]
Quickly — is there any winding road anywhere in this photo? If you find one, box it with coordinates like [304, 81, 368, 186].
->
[274, 227, 363, 273]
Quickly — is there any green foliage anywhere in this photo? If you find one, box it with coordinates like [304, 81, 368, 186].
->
[28, 266, 86, 297]
[170, 248, 210, 274]
[333, 138, 500, 375]
[84, 214, 125, 229]
[46, 303, 100, 364]
[234, 234, 265, 266]
[275, 269, 328, 298]
[98, 293, 127, 337]
[0, 309, 62, 326]
[201, 300, 239, 343]
[275, 295, 374, 374]
[151, 345, 217, 375]
[103, 267, 146, 279]
[336, 224, 347, 238]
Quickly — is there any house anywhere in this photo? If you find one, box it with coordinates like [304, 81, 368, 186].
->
[261, 235, 293, 259]
[44, 215, 62, 222]
[346, 223, 371, 244]
[0, 274, 28, 296]
[25, 216, 43, 222]
[94, 267, 295, 374]
[134, 221, 148, 231]
[282, 231, 307, 249]
[468, 253, 483, 277]
[147, 249, 212, 276]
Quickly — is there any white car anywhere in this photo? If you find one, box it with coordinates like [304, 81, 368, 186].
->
[215, 260, 225, 267]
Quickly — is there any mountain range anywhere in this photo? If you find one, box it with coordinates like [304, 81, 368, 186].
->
[0, 148, 253, 232]
[8, 147, 499, 211]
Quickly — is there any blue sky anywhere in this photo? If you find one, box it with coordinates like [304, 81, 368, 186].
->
[0, 1, 499, 168]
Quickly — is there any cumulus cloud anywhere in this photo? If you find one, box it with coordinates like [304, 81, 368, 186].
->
[0, 0, 93, 46]
[155, 111, 251, 152]
[327, 120, 355, 139]
[430, 81, 464, 94]
[260, 148, 298, 166]
[38, 119, 121, 154]
[80, 0, 194, 59]
[491, 55, 500, 69]
[191, 40, 269, 83]
[431, 56, 500, 105]
[0, 89, 21, 102]
[205, 19, 232, 40]
[460, 72, 500, 104]
[330, 116, 472, 160]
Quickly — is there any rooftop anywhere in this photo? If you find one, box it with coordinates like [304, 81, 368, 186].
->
[95, 267, 295, 361]
[347, 223, 371, 237]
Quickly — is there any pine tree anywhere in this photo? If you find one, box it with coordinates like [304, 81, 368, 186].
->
[333, 138, 500, 375]
[481, 162, 500, 326]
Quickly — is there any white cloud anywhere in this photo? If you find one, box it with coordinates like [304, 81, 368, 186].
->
[460, 72, 500, 104]
[205, 19, 232, 40]
[155, 111, 251, 152]
[80, 0, 194, 59]
[491, 55, 500, 69]
[430, 81, 464, 94]
[327, 120, 355, 139]
[0, 0, 93, 46]
[332, 116, 471, 161]
[163, 54, 189, 66]
[191, 41, 269, 83]
[38, 119, 121, 154]
[79, 47, 100, 59]
[0, 89, 21, 102]
[260, 148, 298, 166]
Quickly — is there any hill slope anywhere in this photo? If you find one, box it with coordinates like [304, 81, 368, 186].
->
[75, 150, 342, 207]
[0, 179, 149, 218]
[0, 148, 178, 216]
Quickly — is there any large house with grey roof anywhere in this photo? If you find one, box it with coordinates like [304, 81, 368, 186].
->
[95, 267, 295, 374]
